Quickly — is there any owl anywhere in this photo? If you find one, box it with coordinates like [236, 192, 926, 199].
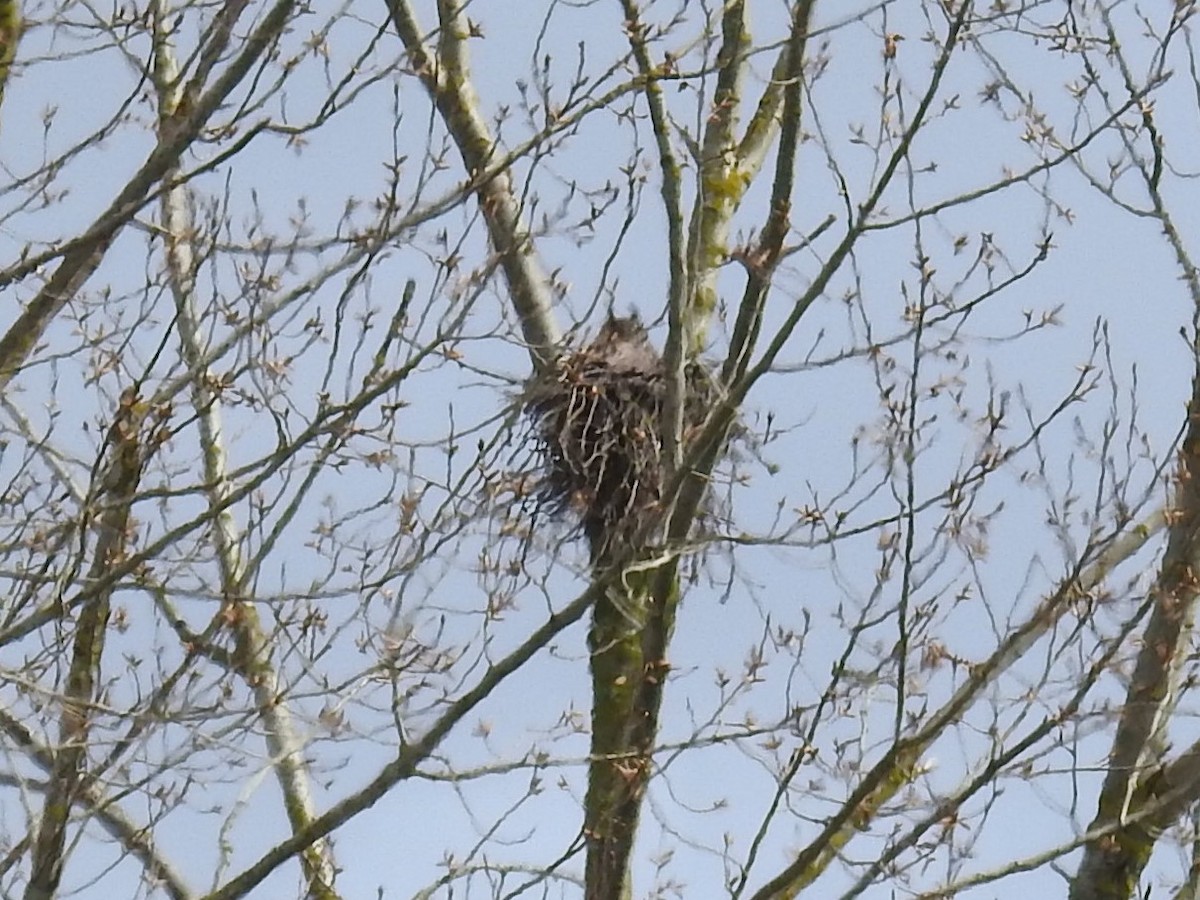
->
[592, 313, 658, 375]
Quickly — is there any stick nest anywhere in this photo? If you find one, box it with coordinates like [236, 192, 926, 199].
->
[524, 315, 717, 562]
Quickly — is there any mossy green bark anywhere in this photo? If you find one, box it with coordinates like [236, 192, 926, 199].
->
[584, 569, 679, 900]
[28, 390, 146, 900]
[0, 0, 21, 115]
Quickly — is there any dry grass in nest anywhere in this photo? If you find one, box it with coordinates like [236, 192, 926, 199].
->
[524, 315, 717, 563]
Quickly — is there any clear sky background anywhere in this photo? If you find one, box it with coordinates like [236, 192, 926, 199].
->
[0, 0, 1197, 897]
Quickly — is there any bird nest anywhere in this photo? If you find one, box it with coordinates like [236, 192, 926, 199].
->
[524, 315, 717, 563]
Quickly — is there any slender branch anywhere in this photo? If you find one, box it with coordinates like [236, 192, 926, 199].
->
[1070, 9, 1200, 895]
[0, 0, 296, 390]
[722, 0, 970, 408]
[842, 583, 1155, 899]
[200, 580, 605, 900]
[149, 6, 340, 897]
[721, 0, 814, 389]
[684, 0, 746, 354]
[384, 0, 561, 370]
[26, 387, 154, 900]
[744, 521, 1154, 899]
[620, 0, 687, 475]
[0, 323, 439, 653]
[0, 707, 193, 900]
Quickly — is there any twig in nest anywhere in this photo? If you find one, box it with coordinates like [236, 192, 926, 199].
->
[525, 314, 716, 563]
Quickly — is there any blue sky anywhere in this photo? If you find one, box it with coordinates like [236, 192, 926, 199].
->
[0, 1, 1198, 898]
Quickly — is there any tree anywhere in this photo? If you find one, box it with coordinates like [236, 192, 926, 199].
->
[0, 0, 1198, 897]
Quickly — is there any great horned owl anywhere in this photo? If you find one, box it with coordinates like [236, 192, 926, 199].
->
[591, 313, 658, 375]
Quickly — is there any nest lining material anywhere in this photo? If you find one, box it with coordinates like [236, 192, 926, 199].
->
[525, 315, 716, 561]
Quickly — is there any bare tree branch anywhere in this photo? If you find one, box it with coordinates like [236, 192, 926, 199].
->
[0, 697, 192, 898]
[383, 0, 561, 370]
[0, 0, 296, 390]
[149, 7, 340, 896]
[26, 386, 158, 900]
